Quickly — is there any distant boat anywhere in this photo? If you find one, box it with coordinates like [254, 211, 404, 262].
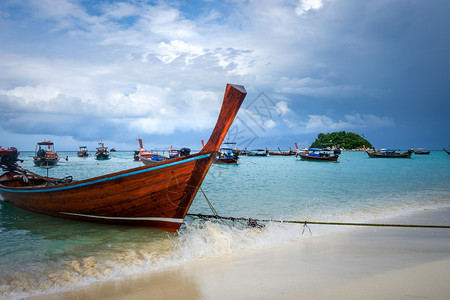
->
[168, 146, 181, 159]
[202, 140, 239, 164]
[33, 141, 60, 167]
[139, 152, 168, 165]
[110, 148, 117, 152]
[224, 142, 241, 157]
[214, 147, 239, 164]
[0, 83, 246, 231]
[95, 141, 110, 160]
[135, 139, 165, 165]
[247, 149, 268, 156]
[239, 149, 248, 156]
[413, 148, 430, 155]
[136, 140, 188, 165]
[267, 147, 295, 156]
[364, 146, 412, 158]
[296, 147, 339, 162]
[77, 146, 89, 157]
[444, 146, 450, 155]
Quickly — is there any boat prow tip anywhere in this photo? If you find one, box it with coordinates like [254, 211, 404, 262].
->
[227, 83, 247, 94]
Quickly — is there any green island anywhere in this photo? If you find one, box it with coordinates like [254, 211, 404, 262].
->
[310, 131, 372, 150]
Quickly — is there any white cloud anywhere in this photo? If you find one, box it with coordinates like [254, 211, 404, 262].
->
[102, 2, 140, 20]
[274, 101, 293, 116]
[295, 0, 324, 16]
[265, 119, 276, 129]
[156, 40, 205, 64]
[0, 0, 447, 150]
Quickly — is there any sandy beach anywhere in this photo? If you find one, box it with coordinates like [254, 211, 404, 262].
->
[30, 207, 450, 300]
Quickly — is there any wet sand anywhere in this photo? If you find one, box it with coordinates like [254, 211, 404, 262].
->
[31, 207, 450, 300]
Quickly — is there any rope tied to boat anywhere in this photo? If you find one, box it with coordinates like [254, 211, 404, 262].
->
[195, 188, 450, 232]
[187, 213, 450, 231]
[199, 187, 219, 218]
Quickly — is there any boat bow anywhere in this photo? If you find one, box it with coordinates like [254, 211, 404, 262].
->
[0, 84, 247, 231]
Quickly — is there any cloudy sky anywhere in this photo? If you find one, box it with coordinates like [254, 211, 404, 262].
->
[1, 0, 449, 151]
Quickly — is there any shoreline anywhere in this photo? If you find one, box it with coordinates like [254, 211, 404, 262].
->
[28, 206, 450, 300]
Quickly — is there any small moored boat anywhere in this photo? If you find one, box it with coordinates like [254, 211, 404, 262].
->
[247, 149, 268, 156]
[214, 147, 239, 164]
[95, 141, 110, 160]
[364, 146, 412, 158]
[203, 141, 239, 164]
[296, 147, 339, 162]
[77, 146, 89, 157]
[413, 148, 430, 155]
[267, 147, 295, 156]
[33, 141, 60, 167]
[0, 84, 246, 231]
[135, 139, 165, 165]
[137, 140, 190, 165]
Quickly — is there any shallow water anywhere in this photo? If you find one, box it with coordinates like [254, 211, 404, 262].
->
[1, 151, 449, 299]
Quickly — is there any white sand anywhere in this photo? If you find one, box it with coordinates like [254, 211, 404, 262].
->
[30, 208, 450, 300]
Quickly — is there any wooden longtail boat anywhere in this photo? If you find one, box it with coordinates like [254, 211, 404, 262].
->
[444, 147, 450, 155]
[214, 148, 239, 164]
[0, 84, 247, 231]
[136, 139, 168, 165]
[267, 147, 295, 156]
[205, 141, 239, 165]
[296, 148, 339, 162]
[365, 147, 413, 158]
[247, 149, 268, 156]
[136, 140, 188, 165]
[139, 152, 168, 165]
[294, 143, 339, 162]
[413, 148, 430, 155]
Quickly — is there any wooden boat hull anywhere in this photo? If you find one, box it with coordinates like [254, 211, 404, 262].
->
[139, 155, 169, 165]
[414, 151, 430, 155]
[1, 154, 212, 231]
[247, 153, 268, 156]
[298, 153, 339, 162]
[366, 151, 412, 158]
[268, 151, 292, 156]
[95, 153, 110, 160]
[0, 84, 247, 231]
[213, 157, 239, 164]
[33, 156, 60, 166]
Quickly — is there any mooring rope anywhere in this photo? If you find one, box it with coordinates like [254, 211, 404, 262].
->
[194, 188, 450, 229]
[186, 213, 450, 229]
[199, 187, 219, 217]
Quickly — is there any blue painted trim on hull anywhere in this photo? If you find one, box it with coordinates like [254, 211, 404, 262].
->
[0, 154, 211, 193]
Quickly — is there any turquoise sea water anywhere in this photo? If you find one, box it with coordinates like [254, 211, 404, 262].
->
[1, 151, 449, 298]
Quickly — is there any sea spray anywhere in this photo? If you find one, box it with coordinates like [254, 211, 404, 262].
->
[0, 219, 308, 299]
